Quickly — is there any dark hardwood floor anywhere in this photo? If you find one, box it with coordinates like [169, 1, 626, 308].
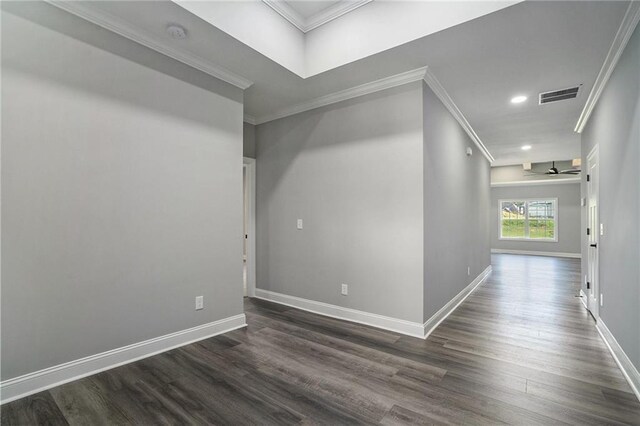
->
[3, 254, 640, 425]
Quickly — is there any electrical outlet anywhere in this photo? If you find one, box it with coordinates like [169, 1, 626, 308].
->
[600, 293, 603, 307]
[600, 223, 604, 236]
[297, 219, 303, 230]
[467, 266, 471, 276]
[341, 284, 348, 296]
[195, 296, 204, 310]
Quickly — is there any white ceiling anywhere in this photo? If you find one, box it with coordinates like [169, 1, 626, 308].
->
[175, 1, 518, 77]
[33, 1, 631, 166]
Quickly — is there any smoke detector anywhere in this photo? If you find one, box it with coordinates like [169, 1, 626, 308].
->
[167, 25, 187, 40]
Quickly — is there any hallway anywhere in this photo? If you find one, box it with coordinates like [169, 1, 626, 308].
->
[2, 255, 639, 424]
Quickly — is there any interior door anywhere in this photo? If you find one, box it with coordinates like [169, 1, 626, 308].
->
[587, 146, 599, 319]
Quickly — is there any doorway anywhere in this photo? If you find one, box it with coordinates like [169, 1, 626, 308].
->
[243, 157, 256, 298]
[586, 145, 599, 319]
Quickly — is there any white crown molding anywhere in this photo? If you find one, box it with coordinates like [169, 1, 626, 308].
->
[423, 265, 492, 339]
[262, 0, 306, 32]
[254, 289, 425, 338]
[305, 0, 373, 32]
[243, 114, 257, 125]
[262, 0, 372, 33]
[491, 177, 580, 187]
[574, 1, 640, 133]
[422, 68, 495, 164]
[491, 249, 581, 259]
[596, 320, 640, 402]
[254, 66, 429, 125]
[0, 314, 247, 404]
[254, 66, 494, 164]
[45, 0, 254, 90]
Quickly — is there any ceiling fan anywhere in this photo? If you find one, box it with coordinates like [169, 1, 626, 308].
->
[529, 161, 581, 176]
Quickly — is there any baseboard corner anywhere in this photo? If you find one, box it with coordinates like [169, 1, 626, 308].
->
[422, 265, 492, 339]
[254, 289, 425, 339]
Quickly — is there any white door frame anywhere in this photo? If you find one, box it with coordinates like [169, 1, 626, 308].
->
[586, 145, 599, 319]
[243, 157, 256, 297]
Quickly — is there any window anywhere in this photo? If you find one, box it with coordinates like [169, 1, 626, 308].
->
[499, 199, 557, 241]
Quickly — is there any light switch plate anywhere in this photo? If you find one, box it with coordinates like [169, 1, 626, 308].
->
[297, 219, 303, 230]
[600, 223, 604, 236]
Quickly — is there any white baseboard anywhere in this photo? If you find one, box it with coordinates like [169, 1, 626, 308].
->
[577, 292, 638, 402]
[596, 320, 640, 402]
[255, 266, 492, 341]
[491, 248, 581, 259]
[422, 265, 492, 338]
[0, 314, 247, 405]
[254, 289, 425, 338]
[579, 289, 589, 310]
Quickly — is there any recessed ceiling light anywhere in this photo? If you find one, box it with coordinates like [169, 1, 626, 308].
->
[521, 145, 532, 151]
[511, 95, 527, 104]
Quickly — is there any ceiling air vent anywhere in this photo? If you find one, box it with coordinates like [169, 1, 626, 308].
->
[539, 84, 582, 105]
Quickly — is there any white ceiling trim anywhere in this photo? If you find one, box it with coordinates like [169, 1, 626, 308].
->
[422, 68, 495, 163]
[574, 1, 640, 133]
[491, 177, 580, 187]
[262, 0, 372, 33]
[243, 114, 257, 125]
[251, 65, 493, 164]
[303, 0, 372, 32]
[46, 0, 254, 90]
[253, 66, 428, 124]
[262, 0, 306, 32]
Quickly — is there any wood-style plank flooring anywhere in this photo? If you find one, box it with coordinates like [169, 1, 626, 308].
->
[3, 254, 640, 425]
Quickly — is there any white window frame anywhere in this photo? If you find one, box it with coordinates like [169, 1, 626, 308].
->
[498, 198, 558, 242]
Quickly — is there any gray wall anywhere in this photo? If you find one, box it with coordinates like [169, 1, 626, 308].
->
[1, 4, 244, 380]
[243, 122, 256, 159]
[422, 82, 491, 322]
[491, 183, 581, 254]
[580, 25, 640, 370]
[255, 83, 425, 323]
[491, 161, 578, 183]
